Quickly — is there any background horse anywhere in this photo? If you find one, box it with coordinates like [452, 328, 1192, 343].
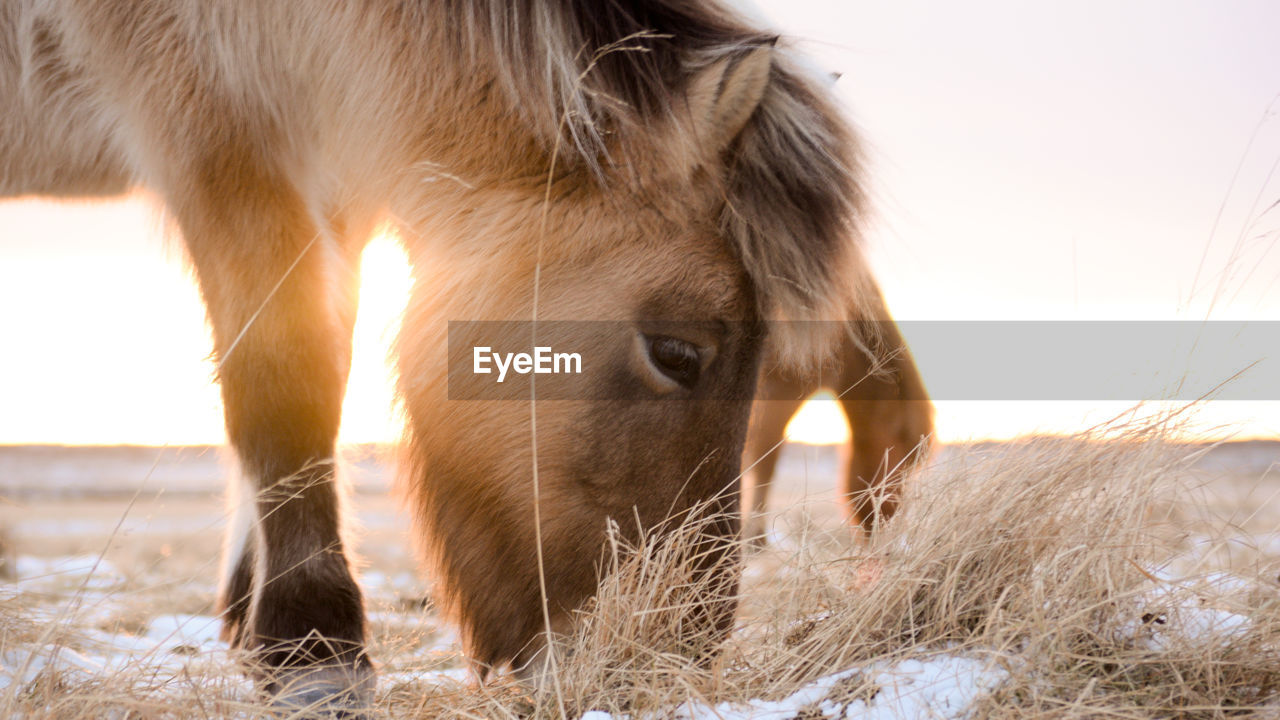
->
[1, 0, 879, 710]
[743, 293, 934, 544]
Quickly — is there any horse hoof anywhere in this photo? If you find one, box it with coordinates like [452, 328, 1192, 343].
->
[266, 666, 375, 719]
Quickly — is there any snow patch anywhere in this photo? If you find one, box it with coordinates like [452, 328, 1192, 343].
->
[1119, 570, 1257, 651]
[14, 554, 123, 590]
[0, 646, 102, 690]
[577, 654, 1005, 720]
[145, 614, 225, 649]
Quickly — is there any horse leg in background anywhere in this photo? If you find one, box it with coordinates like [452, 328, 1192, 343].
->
[838, 317, 934, 533]
[741, 381, 807, 547]
[174, 161, 372, 709]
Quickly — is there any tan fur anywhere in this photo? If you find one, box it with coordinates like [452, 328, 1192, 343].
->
[1, 0, 898, 692]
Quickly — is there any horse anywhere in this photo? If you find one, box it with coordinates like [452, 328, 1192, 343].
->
[1, 0, 882, 711]
[743, 296, 934, 544]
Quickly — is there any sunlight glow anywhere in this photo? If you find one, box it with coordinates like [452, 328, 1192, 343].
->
[339, 232, 412, 444]
[784, 393, 852, 446]
[0, 200, 418, 446]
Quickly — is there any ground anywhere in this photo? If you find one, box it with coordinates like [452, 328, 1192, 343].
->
[1, 436, 1278, 718]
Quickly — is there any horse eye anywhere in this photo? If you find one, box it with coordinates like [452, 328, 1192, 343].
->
[646, 335, 702, 388]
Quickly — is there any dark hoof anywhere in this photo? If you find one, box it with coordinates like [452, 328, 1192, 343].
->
[266, 666, 375, 719]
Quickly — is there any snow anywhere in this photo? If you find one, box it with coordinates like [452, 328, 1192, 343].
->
[0, 646, 103, 691]
[145, 613, 225, 648]
[1119, 568, 1257, 652]
[0, 542, 1268, 717]
[5, 550, 1262, 718]
[578, 654, 1007, 720]
[13, 554, 123, 591]
[823, 657, 1005, 720]
[2, 546, 1010, 720]
[0, 551, 465, 703]
[0, 609, 236, 692]
[682, 656, 1004, 720]
[0, 551, 243, 697]
[571, 568, 1271, 720]
[1124, 602, 1252, 652]
[361, 569, 424, 598]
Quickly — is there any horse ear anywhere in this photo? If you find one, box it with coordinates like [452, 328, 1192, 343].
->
[688, 44, 775, 152]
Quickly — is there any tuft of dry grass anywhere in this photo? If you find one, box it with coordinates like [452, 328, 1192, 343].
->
[736, 418, 1280, 718]
[3, 415, 1280, 718]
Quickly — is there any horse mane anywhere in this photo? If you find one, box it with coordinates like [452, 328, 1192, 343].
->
[442, 0, 876, 366]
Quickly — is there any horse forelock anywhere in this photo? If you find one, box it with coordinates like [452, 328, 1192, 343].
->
[444, 0, 876, 370]
[443, 0, 756, 168]
[720, 63, 879, 369]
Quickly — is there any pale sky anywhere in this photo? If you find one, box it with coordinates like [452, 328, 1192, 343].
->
[767, 0, 1280, 440]
[2, 1, 1279, 445]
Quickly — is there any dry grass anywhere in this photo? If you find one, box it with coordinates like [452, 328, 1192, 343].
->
[3, 416, 1279, 718]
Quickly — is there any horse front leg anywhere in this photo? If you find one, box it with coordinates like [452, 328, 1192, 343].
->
[840, 318, 934, 534]
[172, 163, 372, 711]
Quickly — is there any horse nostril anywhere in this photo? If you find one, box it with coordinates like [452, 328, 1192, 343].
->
[646, 335, 702, 388]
